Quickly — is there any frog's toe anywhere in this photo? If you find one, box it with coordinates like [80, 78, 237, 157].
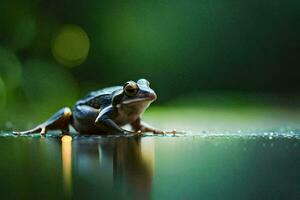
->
[13, 131, 23, 135]
[13, 127, 42, 135]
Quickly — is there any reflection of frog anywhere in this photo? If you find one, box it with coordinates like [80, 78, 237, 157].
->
[16, 79, 164, 135]
[73, 137, 153, 199]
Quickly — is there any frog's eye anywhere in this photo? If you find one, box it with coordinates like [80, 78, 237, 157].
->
[124, 81, 139, 97]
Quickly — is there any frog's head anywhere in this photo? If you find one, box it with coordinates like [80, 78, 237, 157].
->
[113, 79, 157, 108]
[122, 79, 157, 104]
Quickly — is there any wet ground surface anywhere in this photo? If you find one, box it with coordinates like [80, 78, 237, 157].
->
[0, 130, 300, 200]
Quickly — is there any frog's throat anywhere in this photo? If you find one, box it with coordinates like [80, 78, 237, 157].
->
[120, 98, 153, 105]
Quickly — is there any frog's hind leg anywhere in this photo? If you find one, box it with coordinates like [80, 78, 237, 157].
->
[15, 107, 72, 135]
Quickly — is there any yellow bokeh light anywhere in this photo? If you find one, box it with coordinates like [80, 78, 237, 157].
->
[52, 24, 90, 67]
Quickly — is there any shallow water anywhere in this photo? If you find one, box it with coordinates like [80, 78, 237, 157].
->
[0, 131, 300, 200]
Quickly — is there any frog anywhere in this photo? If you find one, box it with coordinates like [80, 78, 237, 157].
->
[15, 79, 167, 135]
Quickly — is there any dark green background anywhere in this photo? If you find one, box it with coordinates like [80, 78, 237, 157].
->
[0, 0, 299, 128]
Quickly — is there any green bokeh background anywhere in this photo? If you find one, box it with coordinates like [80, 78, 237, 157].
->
[0, 0, 299, 129]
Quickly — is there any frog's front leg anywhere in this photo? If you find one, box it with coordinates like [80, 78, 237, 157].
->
[131, 118, 165, 134]
[95, 106, 134, 134]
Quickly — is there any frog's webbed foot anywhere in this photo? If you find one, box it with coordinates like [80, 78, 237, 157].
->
[14, 107, 72, 136]
[130, 118, 175, 135]
[13, 126, 46, 135]
[146, 129, 176, 135]
[153, 129, 177, 135]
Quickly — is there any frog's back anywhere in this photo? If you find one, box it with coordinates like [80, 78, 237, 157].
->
[76, 86, 122, 109]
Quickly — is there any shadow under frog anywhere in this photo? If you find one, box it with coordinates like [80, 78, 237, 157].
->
[69, 137, 154, 199]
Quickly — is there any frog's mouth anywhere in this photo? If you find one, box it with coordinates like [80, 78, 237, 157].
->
[122, 93, 157, 105]
[122, 97, 155, 105]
